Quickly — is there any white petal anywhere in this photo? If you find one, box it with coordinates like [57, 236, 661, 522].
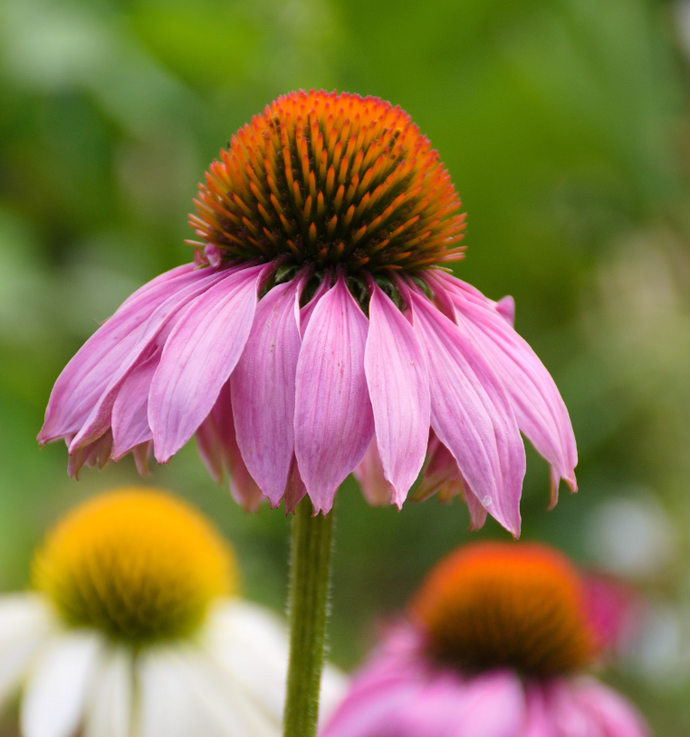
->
[0, 596, 53, 708]
[203, 601, 288, 722]
[135, 645, 279, 737]
[178, 651, 279, 737]
[82, 645, 133, 737]
[21, 631, 102, 737]
[203, 600, 346, 729]
[135, 648, 202, 737]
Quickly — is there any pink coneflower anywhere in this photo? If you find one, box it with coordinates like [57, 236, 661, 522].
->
[39, 89, 576, 535]
[320, 543, 650, 737]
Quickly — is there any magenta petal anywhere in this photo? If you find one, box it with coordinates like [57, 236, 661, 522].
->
[523, 684, 557, 737]
[294, 276, 375, 513]
[415, 434, 457, 501]
[110, 353, 159, 460]
[118, 263, 195, 309]
[364, 285, 430, 507]
[231, 281, 301, 505]
[66, 267, 235, 452]
[411, 291, 525, 537]
[547, 680, 605, 737]
[204, 244, 223, 268]
[131, 441, 152, 476]
[298, 275, 332, 336]
[416, 436, 488, 529]
[352, 669, 525, 737]
[583, 575, 639, 654]
[436, 272, 577, 493]
[321, 625, 435, 737]
[449, 670, 525, 737]
[195, 414, 224, 485]
[463, 483, 489, 531]
[67, 430, 113, 479]
[571, 679, 650, 737]
[354, 439, 393, 506]
[451, 286, 577, 492]
[283, 459, 307, 514]
[149, 265, 265, 462]
[320, 673, 420, 737]
[39, 264, 209, 444]
[196, 380, 265, 511]
[388, 675, 465, 737]
[496, 295, 515, 326]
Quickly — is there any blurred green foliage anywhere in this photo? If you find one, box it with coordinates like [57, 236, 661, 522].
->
[1, 0, 690, 733]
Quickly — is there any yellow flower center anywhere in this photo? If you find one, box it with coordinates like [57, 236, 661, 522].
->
[188, 90, 465, 280]
[33, 488, 236, 644]
[411, 543, 597, 678]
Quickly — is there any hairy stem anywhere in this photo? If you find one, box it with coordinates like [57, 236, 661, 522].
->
[282, 497, 335, 737]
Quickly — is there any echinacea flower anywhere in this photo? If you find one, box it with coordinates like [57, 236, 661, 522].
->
[320, 542, 650, 737]
[0, 488, 344, 737]
[39, 89, 576, 535]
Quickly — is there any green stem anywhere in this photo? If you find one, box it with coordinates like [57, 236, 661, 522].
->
[283, 497, 335, 737]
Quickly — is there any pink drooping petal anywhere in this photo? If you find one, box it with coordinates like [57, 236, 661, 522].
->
[546, 680, 607, 737]
[131, 441, 152, 476]
[495, 295, 515, 326]
[67, 267, 236, 451]
[447, 669, 525, 737]
[364, 284, 430, 507]
[523, 684, 557, 737]
[354, 438, 392, 506]
[414, 433, 460, 502]
[67, 430, 113, 479]
[571, 679, 650, 737]
[195, 414, 224, 485]
[319, 635, 423, 737]
[149, 265, 265, 463]
[324, 652, 525, 737]
[110, 353, 159, 460]
[39, 264, 211, 444]
[118, 263, 196, 309]
[460, 302, 576, 492]
[410, 290, 525, 537]
[414, 434, 488, 527]
[298, 274, 332, 337]
[195, 380, 265, 511]
[322, 678, 420, 737]
[294, 275, 375, 513]
[439, 273, 577, 494]
[231, 281, 301, 505]
[388, 675, 465, 737]
[362, 673, 463, 737]
[283, 459, 307, 514]
[464, 484, 489, 531]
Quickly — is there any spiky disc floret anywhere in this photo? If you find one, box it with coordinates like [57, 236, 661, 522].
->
[411, 543, 598, 678]
[189, 90, 465, 276]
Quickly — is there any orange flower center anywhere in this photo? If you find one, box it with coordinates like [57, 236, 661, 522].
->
[411, 543, 598, 677]
[189, 90, 465, 283]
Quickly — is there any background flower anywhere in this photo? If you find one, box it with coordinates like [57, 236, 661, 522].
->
[0, 488, 344, 737]
[321, 542, 649, 737]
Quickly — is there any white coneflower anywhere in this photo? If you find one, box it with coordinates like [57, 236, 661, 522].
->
[0, 488, 344, 737]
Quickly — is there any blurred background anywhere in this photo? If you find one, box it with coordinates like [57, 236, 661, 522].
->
[1, 0, 690, 732]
